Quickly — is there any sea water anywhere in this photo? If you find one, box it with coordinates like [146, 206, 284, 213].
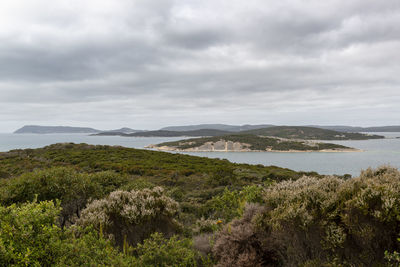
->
[1, 132, 399, 176]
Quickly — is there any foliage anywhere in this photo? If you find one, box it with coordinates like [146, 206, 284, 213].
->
[212, 203, 280, 267]
[222, 165, 400, 266]
[242, 126, 384, 140]
[385, 236, 400, 265]
[205, 185, 265, 222]
[0, 199, 62, 266]
[0, 200, 135, 266]
[0, 167, 130, 227]
[134, 232, 200, 267]
[157, 134, 351, 151]
[0, 143, 310, 225]
[77, 186, 180, 247]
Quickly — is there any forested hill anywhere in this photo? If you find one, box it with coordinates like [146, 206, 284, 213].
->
[242, 126, 384, 140]
[160, 124, 274, 132]
[94, 126, 384, 140]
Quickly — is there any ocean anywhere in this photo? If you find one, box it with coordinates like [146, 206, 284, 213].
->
[1, 132, 400, 176]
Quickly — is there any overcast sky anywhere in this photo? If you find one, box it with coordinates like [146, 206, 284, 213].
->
[1, 0, 399, 132]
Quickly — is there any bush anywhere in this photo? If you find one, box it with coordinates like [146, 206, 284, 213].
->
[212, 203, 280, 267]
[0, 167, 130, 227]
[134, 232, 198, 266]
[213, 166, 400, 266]
[0, 200, 134, 266]
[205, 185, 265, 222]
[258, 166, 400, 265]
[0, 199, 63, 266]
[77, 186, 180, 247]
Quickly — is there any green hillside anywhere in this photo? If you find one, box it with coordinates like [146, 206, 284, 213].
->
[242, 126, 384, 140]
[1, 144, 400, 266]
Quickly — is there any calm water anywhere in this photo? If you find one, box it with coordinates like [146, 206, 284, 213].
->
[1, 132, 400, 176]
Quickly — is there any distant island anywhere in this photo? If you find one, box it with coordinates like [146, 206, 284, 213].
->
[14, 124, 396, 136]
[95, 126, 384, 140]
[147, 134, 359, 152]
[160, 124, 274, 132]
[14, 125, 141, 134]
[240, 126, 384, 140]
[14, 125, 101, 134]
[91, 129, 232, 137]
[160, 124, 400, 133]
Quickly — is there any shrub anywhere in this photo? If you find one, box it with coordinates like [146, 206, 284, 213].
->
[257, 166, 400, 265]
[212, 166, 400, 266]
[77, 186, 180, 247]
[212, 203, 280, 267]
[0, 199, 63, 266]
[205, 185, 265, 222]
[0, 200, 134, 266]
[55, 226, 136, 266]
[134, 232, 198, 267]
[0, 167, 130, 227]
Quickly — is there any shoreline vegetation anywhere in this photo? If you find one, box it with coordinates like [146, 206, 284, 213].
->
[147, 144, 361, 153]
[147, 134, 360, 152]
[0, 143, 400, 265]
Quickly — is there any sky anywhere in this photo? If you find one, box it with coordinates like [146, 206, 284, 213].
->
[1, 0, 400, 132]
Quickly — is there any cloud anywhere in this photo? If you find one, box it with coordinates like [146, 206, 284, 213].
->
[0, 0, 399, 131]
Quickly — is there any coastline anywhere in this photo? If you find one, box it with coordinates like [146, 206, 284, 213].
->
[145, 145, 362, 153]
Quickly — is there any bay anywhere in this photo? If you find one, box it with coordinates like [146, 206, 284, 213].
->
[1, 132, 400, 176]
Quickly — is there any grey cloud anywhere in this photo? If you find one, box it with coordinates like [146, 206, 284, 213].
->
[0, 0, 399, 132]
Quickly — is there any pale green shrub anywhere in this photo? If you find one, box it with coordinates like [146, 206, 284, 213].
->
[257, 165, 400, 265]
[78, 186, 180, 247]
[213, 166, 400, 266]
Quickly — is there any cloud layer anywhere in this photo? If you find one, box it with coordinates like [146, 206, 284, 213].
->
[1, 0, 399, 131]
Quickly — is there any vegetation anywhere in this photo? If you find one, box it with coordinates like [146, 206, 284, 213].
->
[1, 144, 399, 265]
[77, 187, 180, 247]
[242, 126, 384, 140]
[213, 166, 400, 266]
[155, 134, 353, 151]
[94, 125, 384, 140]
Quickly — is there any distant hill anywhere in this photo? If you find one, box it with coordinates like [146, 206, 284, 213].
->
[14, 125, 145, 134]
[312, 125, 400, 132]
[160, 124, 274, 132]
[243, 126, 384, 140]
[97, 129, 233, 137]
[104, 127, 144, 134]
[362, 126, 400, 132]
[161, 124, 400, 133]
[14, 125, 101, 134]
[149, 134, 356, 152]
[95, 126, 385, 140]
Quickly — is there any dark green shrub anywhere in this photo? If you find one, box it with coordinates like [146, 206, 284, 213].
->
[0, 167, 130, 227]
[134, 232, 199, 266]
[0, 200, 135, 266]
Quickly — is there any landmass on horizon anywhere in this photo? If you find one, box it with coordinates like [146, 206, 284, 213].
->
[13, 124, 400, 134]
